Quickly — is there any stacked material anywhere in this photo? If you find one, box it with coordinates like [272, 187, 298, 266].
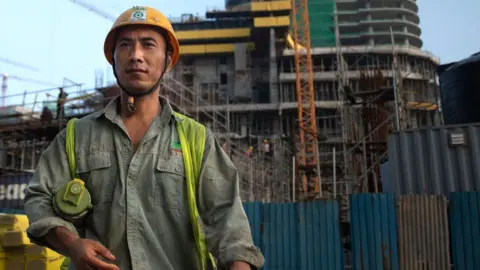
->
[0, 214, 64, 270]
[0, 105, 39, 126]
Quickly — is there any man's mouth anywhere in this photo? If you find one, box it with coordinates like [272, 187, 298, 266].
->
[126, 68, 146, 74]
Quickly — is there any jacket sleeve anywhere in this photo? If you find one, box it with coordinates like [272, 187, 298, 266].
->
[24, 130, 79, 249]
[197, 129, 264, 268]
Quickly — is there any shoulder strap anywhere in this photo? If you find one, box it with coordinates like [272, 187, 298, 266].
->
[173, 112, 213, 269]
[65, 118, 78, 179]
[173, 112, 206, 183]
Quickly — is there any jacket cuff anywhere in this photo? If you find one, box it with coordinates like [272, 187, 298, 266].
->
[218, 244, 265, 269]
[26, 217, 78, 249]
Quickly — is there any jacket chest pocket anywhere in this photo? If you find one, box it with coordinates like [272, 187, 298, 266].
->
[76, 152, 116, 204]
[154, 155, 187, 217]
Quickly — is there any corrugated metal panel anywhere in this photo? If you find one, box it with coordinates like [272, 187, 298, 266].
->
[243, 202, 262, 247]
[350, 193, 399, 270]
[0, 173, 32, 210]
[380, 161, 392, 193]
[0, 208, 25, 214]
[450, 191, 480, 270]
[397, 195, 450, 270]
[247, 201, 343, 269]
[262, 203, 299, 269]
[387, 125, 480, 195]
[297, 201, 343, 270]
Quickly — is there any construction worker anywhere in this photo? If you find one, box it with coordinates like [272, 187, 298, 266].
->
[245, 146, 254, 158]
[23, 6, 264, 270]
[56, 87, 68, 120]
[40, 105, 53, 126]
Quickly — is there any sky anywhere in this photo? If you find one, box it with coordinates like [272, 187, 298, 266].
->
[0, 0, 479, 107]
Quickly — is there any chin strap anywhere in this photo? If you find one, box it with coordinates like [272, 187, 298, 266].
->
[112, 56, 168, 112]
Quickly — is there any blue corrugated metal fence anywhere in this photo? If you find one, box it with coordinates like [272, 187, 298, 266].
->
[243, 201, 344, 270]
[450, 191, 480, 270]
[349, 193, 399, 270]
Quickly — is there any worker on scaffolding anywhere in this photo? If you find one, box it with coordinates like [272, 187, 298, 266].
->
[245, 146, 254, 158]
[56, 87, 68, 120]
[23, 6, 263, 270]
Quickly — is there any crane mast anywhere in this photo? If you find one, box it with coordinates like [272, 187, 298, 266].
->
[0, 57, 41, 107]
[290, 0, 320, 198]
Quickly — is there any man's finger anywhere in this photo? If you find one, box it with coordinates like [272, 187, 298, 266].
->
[87, 256, 119, 270]
[92, 241, 116, 261]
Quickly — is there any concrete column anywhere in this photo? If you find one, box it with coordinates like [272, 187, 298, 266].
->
[269, 28, 279, 103]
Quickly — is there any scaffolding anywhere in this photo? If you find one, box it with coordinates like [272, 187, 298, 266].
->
[0, 72, 293, 203]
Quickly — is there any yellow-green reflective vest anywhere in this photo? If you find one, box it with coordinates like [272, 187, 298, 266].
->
[61, 111, 215, 270]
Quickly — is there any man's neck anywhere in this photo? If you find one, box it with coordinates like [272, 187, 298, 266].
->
[119, 92, 161, 123]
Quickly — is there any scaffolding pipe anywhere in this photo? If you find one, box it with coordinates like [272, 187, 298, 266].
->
[362, 139, 368, 192]
[316, 140, 322, 197]
[249, 159, 253, 201]
[393, 67, 400, 131]
[333, 147, 336, 198]
[292, 156, 295, 202]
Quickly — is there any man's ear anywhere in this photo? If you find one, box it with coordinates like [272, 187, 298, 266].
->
[165, 53, 172, 71]
[167, 53, 172, 66]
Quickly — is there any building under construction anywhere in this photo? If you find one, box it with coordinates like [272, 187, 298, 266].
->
[0, 0, 440, 208]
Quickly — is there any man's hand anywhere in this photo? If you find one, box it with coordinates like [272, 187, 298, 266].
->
[230, 261, 251, 270]
[67, 238, 119, 270]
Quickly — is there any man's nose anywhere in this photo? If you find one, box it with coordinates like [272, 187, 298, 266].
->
[129, 43, 144, 62]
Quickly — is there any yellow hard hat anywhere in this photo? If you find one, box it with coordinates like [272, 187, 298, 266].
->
[103, 6, 180, 70]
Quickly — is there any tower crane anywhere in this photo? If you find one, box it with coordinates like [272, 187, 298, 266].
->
[1, 73, 57, 106]
[67, 0, 116, 21]
[290, 0, 320, 199]
[0, 57, 42, 107]
[0, 57, 39, 72]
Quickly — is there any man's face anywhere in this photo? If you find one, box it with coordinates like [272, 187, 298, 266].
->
[113, 25, 170, 94]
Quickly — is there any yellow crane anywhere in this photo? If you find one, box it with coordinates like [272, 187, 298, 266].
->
[290, 0, 320, 198]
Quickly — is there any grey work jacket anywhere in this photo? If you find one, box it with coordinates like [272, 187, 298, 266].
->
[24, 96, 264, 270]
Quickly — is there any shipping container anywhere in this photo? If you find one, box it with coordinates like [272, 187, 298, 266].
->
[397, 195, 450, 270]
[438, 52, 480, 125]
[0, 173, 32, 210]
[386, 125, 480, 195]
[349, 193, 399, 270]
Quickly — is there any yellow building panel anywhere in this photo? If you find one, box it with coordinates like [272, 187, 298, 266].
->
[205, 44, 236, 53]
[254, 16, 290, 27]
[407, 101, 438, 111]
[180, 43, 255, 55]
[176, 28, 251, 40]
[180, 45, 206, 54]
[251, 1, 291, 12]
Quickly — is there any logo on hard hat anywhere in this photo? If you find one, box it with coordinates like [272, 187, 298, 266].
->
[130, 7, 147, 22]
